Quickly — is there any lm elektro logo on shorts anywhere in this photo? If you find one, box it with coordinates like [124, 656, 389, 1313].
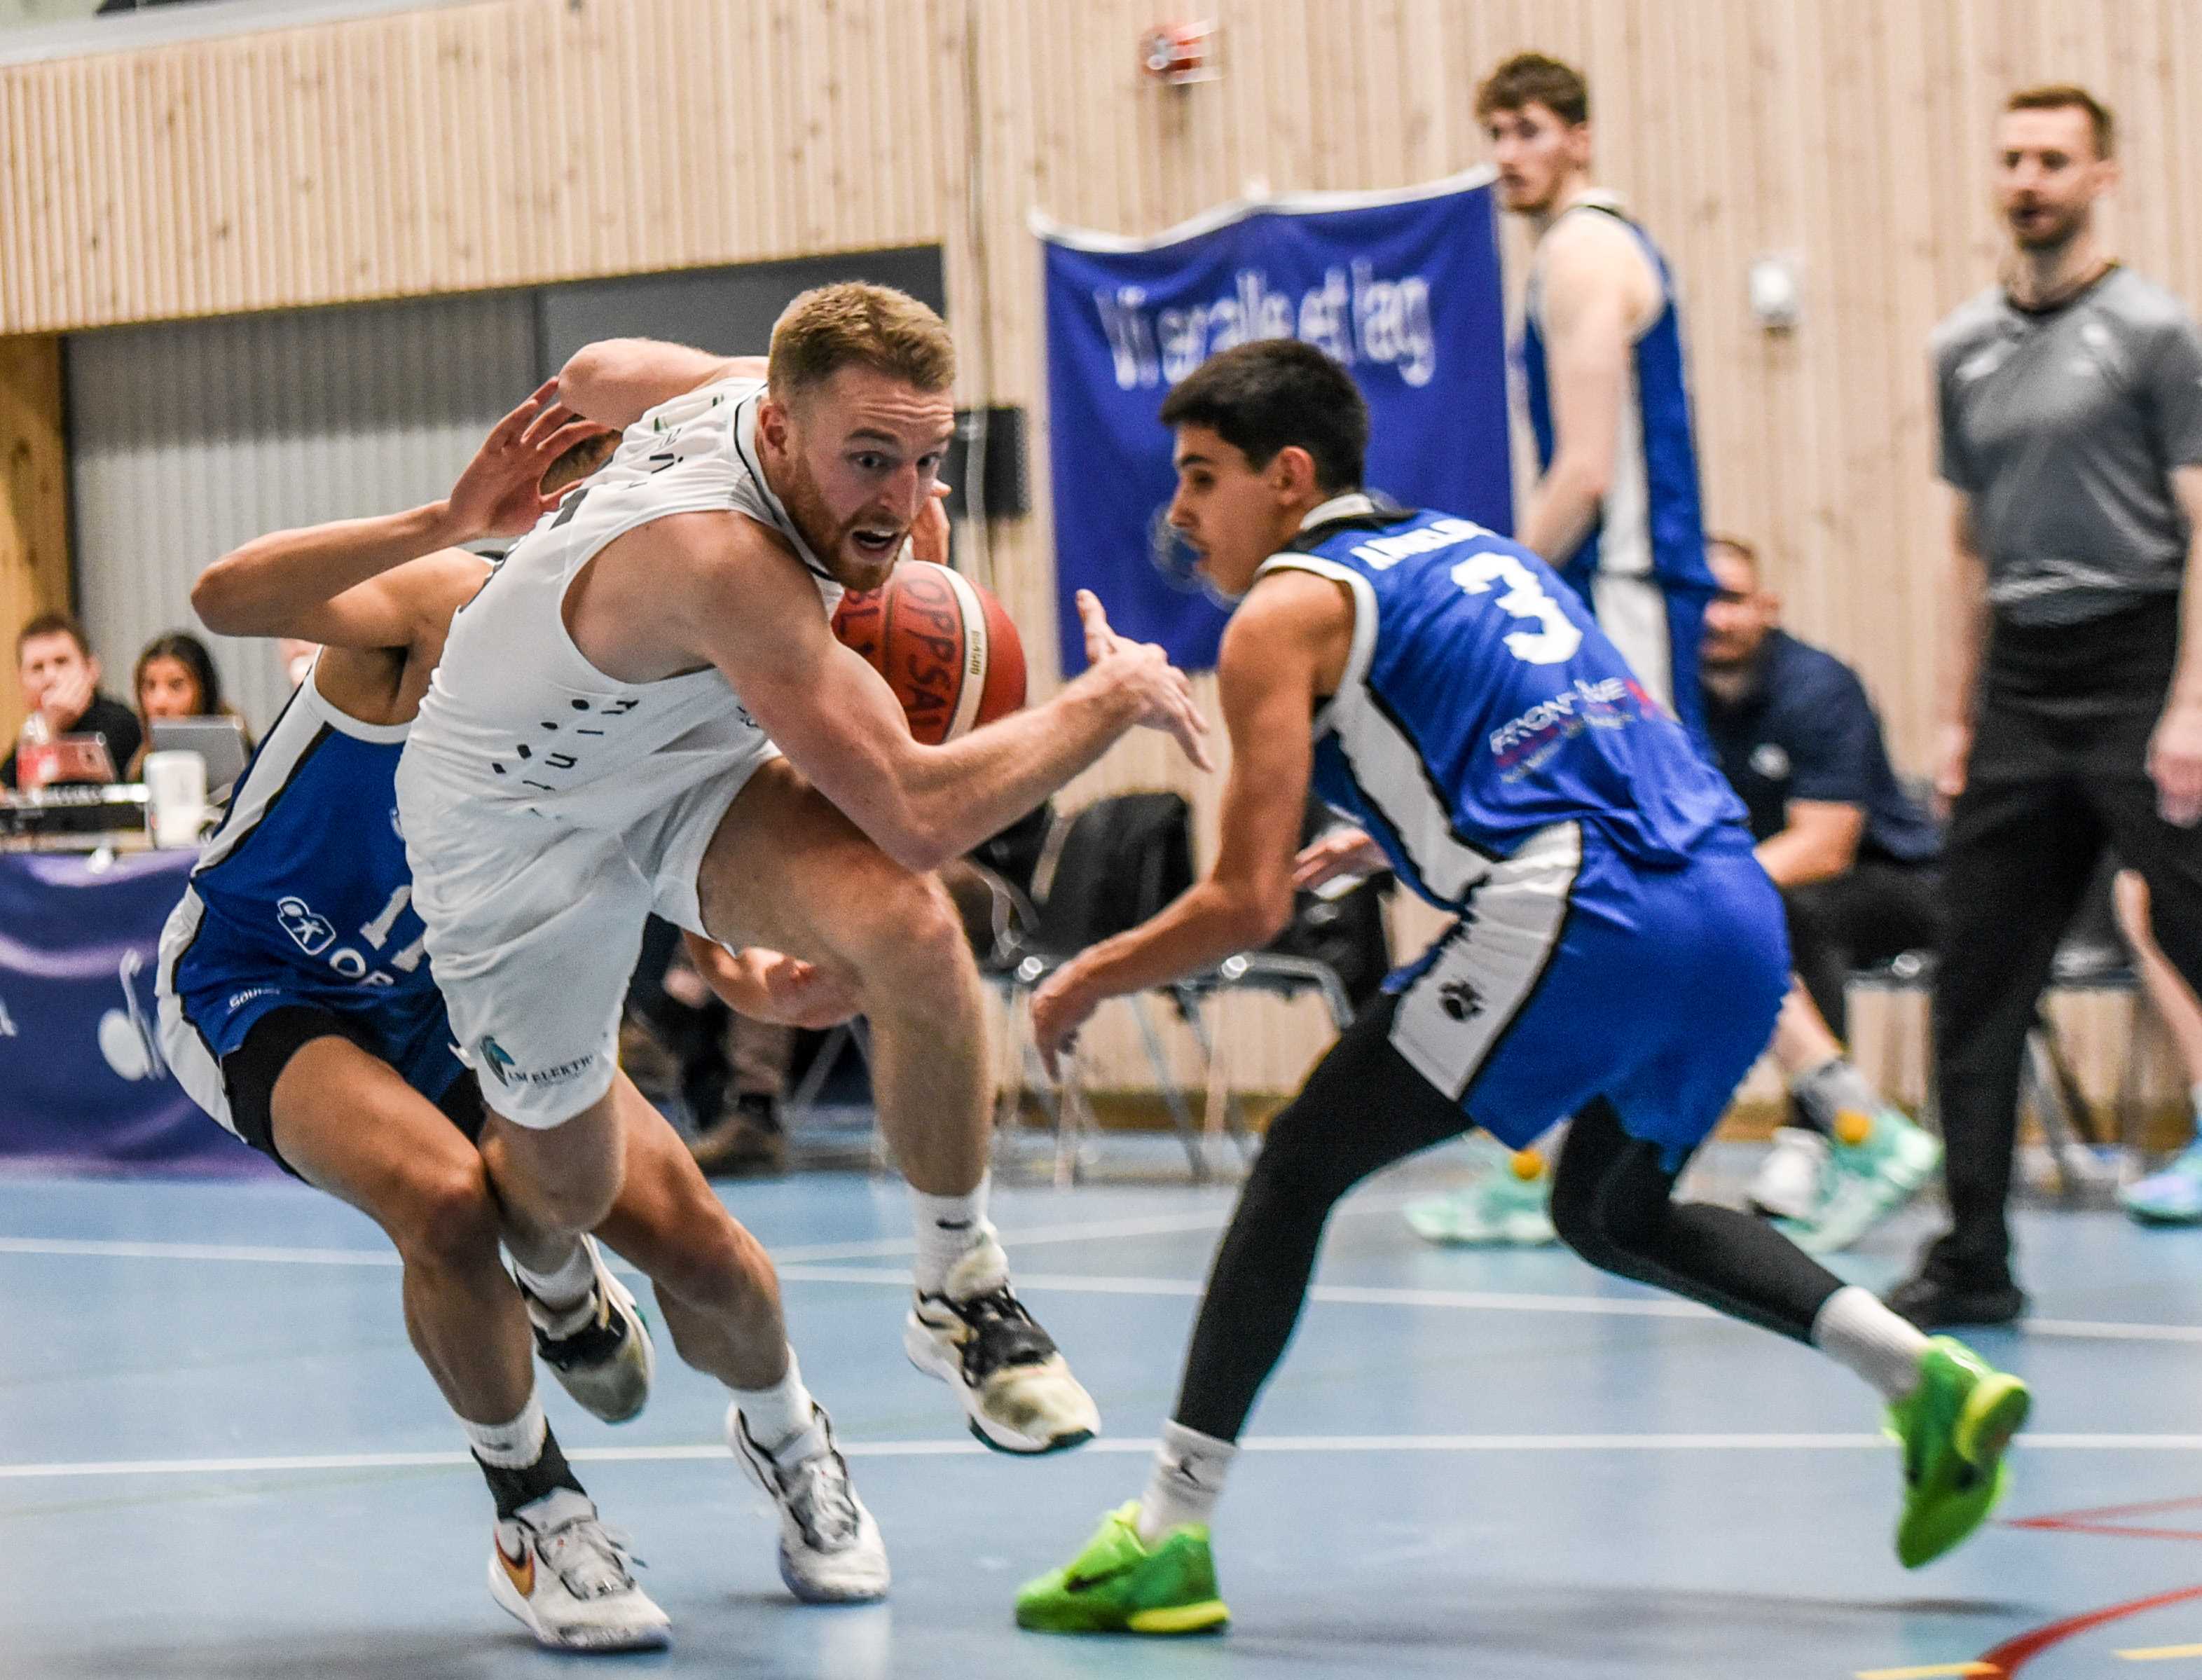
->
[474, 1035, 597, 1090]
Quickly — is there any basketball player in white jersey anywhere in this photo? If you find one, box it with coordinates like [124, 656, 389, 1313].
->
[172, 386, 892, 1650]
[397, 284, 1210, 1457]
[1403, 54, 1934, 1249]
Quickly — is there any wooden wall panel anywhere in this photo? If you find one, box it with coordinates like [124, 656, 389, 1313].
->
[1, 0, 2192, 1096]
[0, 336, 71, 745]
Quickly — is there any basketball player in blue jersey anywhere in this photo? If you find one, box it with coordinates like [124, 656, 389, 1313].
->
[1410, 52, 1936, 1251]
[1010, 341, 2028, 1637]
[157, 386, 890, 1652]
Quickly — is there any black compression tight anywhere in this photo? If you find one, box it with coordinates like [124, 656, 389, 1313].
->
[1170, 993, 1848, 1443]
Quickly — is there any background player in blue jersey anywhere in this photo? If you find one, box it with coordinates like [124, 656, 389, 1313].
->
[1483, 51, 1714, 734]
[1412, 52, 1927, 1251]
[157, 387, 890, 1651]
[1009, 341, 2028, 1637]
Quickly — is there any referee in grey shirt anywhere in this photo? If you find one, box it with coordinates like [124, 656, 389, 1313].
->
[1888, 85, 2202, 1329]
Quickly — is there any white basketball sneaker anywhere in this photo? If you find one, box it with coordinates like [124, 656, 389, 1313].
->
[1749, 1127, 1832, 1222]
[487, 1487, 671, 1653]
[521, 1237, 656, 1425]
[729, 1402, 890, 1602]
[904, 1232, 1099, 1454]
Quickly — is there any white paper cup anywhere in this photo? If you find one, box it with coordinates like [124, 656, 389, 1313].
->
[144, 750, 208, 848]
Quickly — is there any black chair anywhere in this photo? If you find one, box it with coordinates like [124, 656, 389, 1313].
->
[982, 792, 1209, 1181]
[986, 792, 1363, 1183]
[1849, 942, 2136, 1202]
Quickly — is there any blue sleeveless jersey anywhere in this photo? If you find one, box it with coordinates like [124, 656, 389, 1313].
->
[1519, 200, 1712, 607]
[165, 669, 436, 1025]
[1266, 499, 1744, 911]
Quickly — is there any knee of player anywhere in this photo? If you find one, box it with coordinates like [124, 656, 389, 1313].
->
[851, 873, 972, 984]
[531, 1172, 624, 1235]
[1548, 1166, 1659, 1267]
[666, 1219, 778, 1314]
[387, 1158, 504, 1272]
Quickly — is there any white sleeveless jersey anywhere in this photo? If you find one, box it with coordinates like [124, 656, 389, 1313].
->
[401, 378, 841, 830]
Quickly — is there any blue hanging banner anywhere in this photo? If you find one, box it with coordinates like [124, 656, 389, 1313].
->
[0, 848, 275, 1177]
[1038, 169, 1513, 675]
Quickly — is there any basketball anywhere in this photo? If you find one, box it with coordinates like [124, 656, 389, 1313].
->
[832, 560, 1026, 744]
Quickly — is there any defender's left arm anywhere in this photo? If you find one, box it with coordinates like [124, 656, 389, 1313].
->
[1029, 572, 1342, 1075]
[556, 341, 771, 431]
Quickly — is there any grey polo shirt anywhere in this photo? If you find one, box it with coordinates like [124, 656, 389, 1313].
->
[1934, 267, 2202, 626]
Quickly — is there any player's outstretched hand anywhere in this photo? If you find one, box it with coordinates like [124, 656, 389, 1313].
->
[1075, 590, 1214, 771]
[2150, 701, 2202, 827]
[682, 932, 861, 1028]
[448, 379, 616, 539]
[1030, 961, 1101, 1083]
[1294, 826, 1385, 892]
[741, 951, 863, 1028]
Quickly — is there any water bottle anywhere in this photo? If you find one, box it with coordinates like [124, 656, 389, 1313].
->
[15, 708, 53, 792]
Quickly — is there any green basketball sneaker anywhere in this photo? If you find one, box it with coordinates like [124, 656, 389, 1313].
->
[1789, 1104, 1943, 1255]
[1888, 1337, 2031, 1569]
[1014, 1503, 1230, 1635]
[1405, 1137, 1557, 1247]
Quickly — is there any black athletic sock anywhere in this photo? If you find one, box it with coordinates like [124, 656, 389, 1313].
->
[475, 1424, 587, 1521]
[1173, 996, 1471, 1442]
[1550, 1097, 1845, 1342]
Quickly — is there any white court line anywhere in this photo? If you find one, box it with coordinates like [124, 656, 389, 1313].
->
[782, 1265, 2202, 1341]
[0, 1236, 399, 1267]
[0, 1200, 1287, 1273]
[8, 1431, 2202, 1483]
[777, 1265, 1707, 1318]
[16, 1216, 2202, 1344]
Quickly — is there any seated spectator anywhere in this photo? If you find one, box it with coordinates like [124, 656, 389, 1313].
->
[1700, 535, 1946, 1245]
[127, 629, 252, 776]
[2112, 869, 2202, 1225]
[3, 612, 142, 790]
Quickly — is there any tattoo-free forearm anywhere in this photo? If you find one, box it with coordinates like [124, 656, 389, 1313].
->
[192, 501, 467, 635]
[1070, 880, 1281, 1003]
[892, 673, 1144, 869]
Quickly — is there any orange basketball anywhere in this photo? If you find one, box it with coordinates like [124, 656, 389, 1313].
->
[831, 560, 1027, 745]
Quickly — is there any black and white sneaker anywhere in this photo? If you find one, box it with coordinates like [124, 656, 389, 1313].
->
[903, 1232, 1099, 1454]
[520, 1237, 656, 1425]
[729, 1402, 890, 1602]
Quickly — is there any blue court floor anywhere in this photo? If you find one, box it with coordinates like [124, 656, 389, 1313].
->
[10, 1145, 2202, 1679]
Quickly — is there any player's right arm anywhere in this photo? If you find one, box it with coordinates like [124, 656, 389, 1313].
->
[1936, 496, 1988, 804]
[662, 514, 1210, 874]
[193, 382, 603, 649]
[556, 340, 772, 430]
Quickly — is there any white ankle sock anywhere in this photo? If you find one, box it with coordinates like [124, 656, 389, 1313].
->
[513, 1237, 597, 1316]
[462, 1391, 548, 1468]
[911, 1180, 991, 1295]
[1812, 1284, 1932, 1402]
[731, 1349, 817, 1457]
[1136, 1420, 1238, 1543]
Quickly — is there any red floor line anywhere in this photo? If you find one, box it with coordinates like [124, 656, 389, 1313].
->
[2006, 1522, 2202, 1543]
[1975, 1582, 2202, 1674]
[2007, 1493, 2202, 1529]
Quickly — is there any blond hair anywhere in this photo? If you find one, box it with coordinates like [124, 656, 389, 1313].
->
[768, 282, 956, 401]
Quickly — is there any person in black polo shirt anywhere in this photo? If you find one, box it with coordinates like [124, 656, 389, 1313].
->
[1700, 536, 1946, 1251]
[1884, 86, 2202, 1330]
[3, 612, 143, 790]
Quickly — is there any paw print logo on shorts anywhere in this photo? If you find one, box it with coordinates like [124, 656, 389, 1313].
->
[1440, 978, 1484, 1022]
